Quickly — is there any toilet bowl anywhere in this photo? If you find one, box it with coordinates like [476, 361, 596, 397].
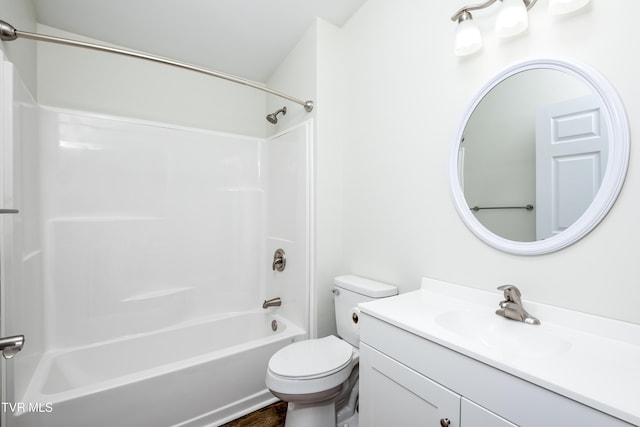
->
[265, 275, 397, 427]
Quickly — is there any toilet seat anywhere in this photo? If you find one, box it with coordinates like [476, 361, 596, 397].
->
[266, 336, 357, 396]
[269, 336, 353, 380]
[264, 275, 397, 427]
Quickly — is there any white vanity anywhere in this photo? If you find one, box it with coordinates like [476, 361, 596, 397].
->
[358, 278, 640, 426]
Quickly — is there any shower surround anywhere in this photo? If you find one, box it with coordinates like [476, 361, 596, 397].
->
[1, 53, 312, 426]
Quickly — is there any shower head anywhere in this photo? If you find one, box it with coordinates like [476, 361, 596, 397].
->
[266, 106, 287, 124]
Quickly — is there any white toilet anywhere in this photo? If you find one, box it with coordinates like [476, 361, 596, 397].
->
[265, 275, 398, 427]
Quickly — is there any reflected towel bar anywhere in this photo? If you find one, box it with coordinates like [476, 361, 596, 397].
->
[470, 204, 534, 212]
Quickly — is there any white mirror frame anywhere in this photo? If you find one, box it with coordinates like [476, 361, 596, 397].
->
[449, 58, 630, 255]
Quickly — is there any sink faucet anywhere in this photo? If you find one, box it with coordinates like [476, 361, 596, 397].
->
[495, 285, 540, 325]
[263, 297, 282, 309]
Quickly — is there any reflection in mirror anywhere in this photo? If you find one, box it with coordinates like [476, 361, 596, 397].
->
[450, 58, 629, 255]
[460, 69, 604, 242]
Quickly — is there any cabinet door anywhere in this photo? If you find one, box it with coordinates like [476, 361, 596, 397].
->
[360, 343, 460, 427]
[461, 398, 517, 427]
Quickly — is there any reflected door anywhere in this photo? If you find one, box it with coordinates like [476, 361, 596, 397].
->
[535, 95, 608, 240]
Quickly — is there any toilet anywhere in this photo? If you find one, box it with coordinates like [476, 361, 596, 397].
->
[265, 275, 398, 427]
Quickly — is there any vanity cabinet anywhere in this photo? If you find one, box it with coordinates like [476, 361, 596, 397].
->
[359, 312, 634, 427]
[360, 342, 515, 426]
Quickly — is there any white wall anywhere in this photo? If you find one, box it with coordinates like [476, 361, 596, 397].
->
[36, 25, 267, 137]
[0, 0, 37, 96]
[1, 6, 269, 137]
[266, 22, 318, 137]
[267, 19, 347, 337]
[338, 0, 640, 325]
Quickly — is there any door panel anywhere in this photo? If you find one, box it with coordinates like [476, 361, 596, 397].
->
[535, 95, 607, 240]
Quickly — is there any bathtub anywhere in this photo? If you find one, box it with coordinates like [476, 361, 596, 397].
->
[12, 311, 305, 427]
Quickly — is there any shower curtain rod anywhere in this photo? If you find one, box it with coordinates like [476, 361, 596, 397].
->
[0, 19, 314, 112]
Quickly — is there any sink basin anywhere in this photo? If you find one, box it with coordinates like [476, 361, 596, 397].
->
[358, 277, 640, 426]
[434, 309, 493, 336]
[479, 322, 572, 358]
[434, 309, 572, 359]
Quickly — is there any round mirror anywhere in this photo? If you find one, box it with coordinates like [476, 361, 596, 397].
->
[449, 58, 629, 255]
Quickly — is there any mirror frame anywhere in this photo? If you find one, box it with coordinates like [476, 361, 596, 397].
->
[449, 58, 630, 255]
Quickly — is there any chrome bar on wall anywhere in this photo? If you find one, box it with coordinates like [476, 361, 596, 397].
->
[470, 204, 534, 212]
[0, 19, 314, 112]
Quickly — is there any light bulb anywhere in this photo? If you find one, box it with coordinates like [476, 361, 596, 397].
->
[455, 18, 482, 56]
[548, 0, 590, 15]
[495, 0, 528, 38]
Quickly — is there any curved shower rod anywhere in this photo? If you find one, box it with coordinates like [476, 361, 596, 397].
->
[0, 19, 314, 112]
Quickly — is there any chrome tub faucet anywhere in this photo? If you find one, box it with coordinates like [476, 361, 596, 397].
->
[263, 297, 282, 309]
[495, 285, 540, 325]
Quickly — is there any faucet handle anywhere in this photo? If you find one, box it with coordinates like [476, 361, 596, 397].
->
[497, 284, 522, 304]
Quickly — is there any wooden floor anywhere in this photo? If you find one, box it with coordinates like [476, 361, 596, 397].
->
[221, 401, 287, 427]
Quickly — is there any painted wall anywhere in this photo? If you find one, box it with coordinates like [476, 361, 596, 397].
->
[0, 0, 37, 96]
[35, 25, 267, 137]
[339, 0, 640, 325]
[1, 5, 268, 137]
[267, 19, 346, 337]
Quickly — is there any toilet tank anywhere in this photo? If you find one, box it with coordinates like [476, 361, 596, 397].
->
[333, 275, 398, 347]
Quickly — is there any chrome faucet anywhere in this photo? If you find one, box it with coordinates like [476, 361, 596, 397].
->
[263, 297, 282, 309]
[495, 285, 540, 325]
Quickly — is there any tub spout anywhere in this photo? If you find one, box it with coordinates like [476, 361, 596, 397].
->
[263, 297, 282, 309]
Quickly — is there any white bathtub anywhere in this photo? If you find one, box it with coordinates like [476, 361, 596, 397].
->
[12, 311, 305, 427]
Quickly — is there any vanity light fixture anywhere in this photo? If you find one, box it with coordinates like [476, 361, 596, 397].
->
[454, 11, 483, 56]
[452, 0, 538, 57]
[495, 0, 530, 37]
[451, 0, 590, 56]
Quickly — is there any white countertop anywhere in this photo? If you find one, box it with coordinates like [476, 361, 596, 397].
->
[358, 277, 640, 426]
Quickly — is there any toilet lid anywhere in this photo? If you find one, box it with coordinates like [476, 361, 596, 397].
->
[269, 336, 353, 379]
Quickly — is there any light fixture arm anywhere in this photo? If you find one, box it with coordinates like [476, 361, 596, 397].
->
[451, 0, 537, 22]
[451, 0, 499, 22]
